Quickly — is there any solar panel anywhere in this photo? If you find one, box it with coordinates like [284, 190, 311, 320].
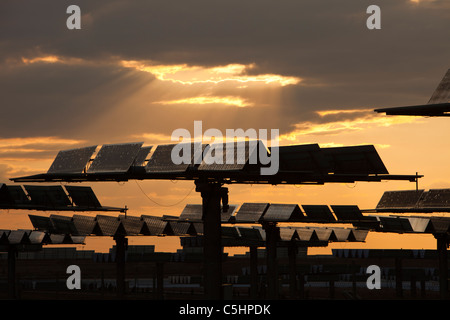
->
[234, 203, 269, 222]
[379, 216, 414, 233]
[418, 189, 450, 208]
[141, 215, 171, 235]
[24, 185, 71, 207]
[262, 204, 304, 222]
[145, 143, 207, 173]
[238, 227, 264, 241]
[271, 144, 331, 173]
[0, 184, 14, 205]
[313, 228, 333, 241]
[198, 140, 261, 171]
[302, 205, 336, 222]
[6, 185, 30, 205]
[88, 142, 143, 173]
[279, 228, 298, 241]
[321, 145, 388, 175]
[96, 215, 125, 236]
[179, 204, 203, 221]
[72, 215, 98, 235]
[428, 69, 450, 104]
[294, 228, 318, 242]
[47, 145, 97, 174]
[8, 230, 30, 244]
[331, 228, 352, 241]
[28, 231, 50, 244]
[50, 214, 78, 234]
[65, 185, 102, 208]
[29, 215, 54, 232]
[119, 215, 143, 235]
[331, 205, 364, 221]
[376, 190, 424, 210]
[133, 146, 152, 166]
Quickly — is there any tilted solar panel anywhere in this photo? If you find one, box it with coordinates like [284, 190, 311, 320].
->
[428, 69, 450, 104]
[24, 185, 71, 207]
[271, 144, 331, 173]
[331, 205, 364, 221]
[198, 140, 262, 171]
[65, 185, 102, 208]
[321, 145, 388, 175]
[133, 146, 152, 166]
[47, 145, 97, 174]
[234, 202, 269, 222]
[376, 190, 424, 209]
[146, 143, 207, 173]
[262, 203, 304, 222]
[418, 189, 450, 208]
[88, 142, 143, 173]
[302, 205, 336, 222]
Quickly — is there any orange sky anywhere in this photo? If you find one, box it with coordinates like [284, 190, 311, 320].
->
[1, 0, 449, 255]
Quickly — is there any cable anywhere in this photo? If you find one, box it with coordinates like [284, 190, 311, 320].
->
[134, 180, 195, 207]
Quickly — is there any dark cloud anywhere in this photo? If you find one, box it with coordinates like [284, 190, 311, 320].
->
[0, 0, 448, 143]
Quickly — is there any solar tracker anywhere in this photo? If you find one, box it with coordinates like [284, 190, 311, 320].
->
[302, 205, 336, 222]
[234, 203, 269, 222]
[47, 145, 97, 174]
[376, 190, 424, 210]
[198, 140, 261, 171]
[65, 185, 102, 208]
[330, 205, 364, 221]
[321, 145, 388, 175]
[88, 142, 143, 173]
[271, 144, 331, 174]
[262, 204, 304, 222]
[24, 185, 71, 208]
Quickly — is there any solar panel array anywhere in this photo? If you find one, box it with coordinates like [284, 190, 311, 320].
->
[0, 229, 85, 246]
[0, 184, 125, 212]
[376, 189, 450, 212]
[25, 213, 368, 246]
[11, 140, 410, 185]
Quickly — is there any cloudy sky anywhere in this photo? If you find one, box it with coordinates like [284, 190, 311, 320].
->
[0, 0, 449, 253]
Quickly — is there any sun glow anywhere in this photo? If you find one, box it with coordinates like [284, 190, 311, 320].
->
[156, 96, 253, 108]
[120, 60, 301, 86]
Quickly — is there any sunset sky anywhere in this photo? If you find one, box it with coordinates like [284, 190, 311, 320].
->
[0, 0, 449, 254]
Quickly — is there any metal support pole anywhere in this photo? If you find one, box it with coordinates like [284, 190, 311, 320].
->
[249, 246, 258, 299]
[7, 246, 17, 300]
[263, 222, 279, 299]
[156, 262, 164, 300]
[436, 233, 449, 299]
[196, 180, 223, 300]
[288, 243, 298, 299]
[395, 257, 403, 298]
[114, 234, 127, 298]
